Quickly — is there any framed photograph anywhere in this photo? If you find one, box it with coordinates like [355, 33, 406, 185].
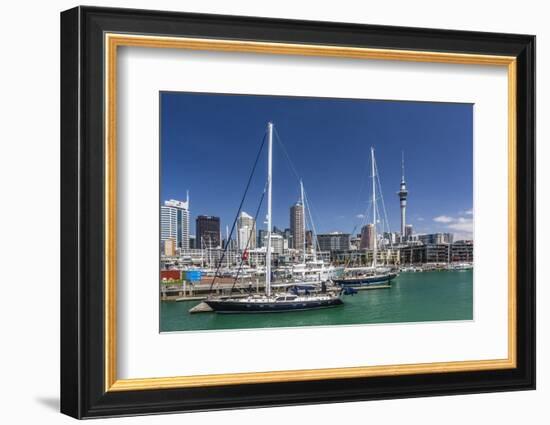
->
[60, 6, 535, 419]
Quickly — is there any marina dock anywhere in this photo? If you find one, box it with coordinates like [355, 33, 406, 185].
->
[161, 277, 268, 301]
[162, 279, 393, 301]
[160, 263, 468, 301]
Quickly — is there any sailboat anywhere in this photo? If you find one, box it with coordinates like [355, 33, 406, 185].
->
[333, 147, 398, 289]
[204, 122, 344, 313]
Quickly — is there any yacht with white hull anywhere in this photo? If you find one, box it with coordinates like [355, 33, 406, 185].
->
[334, 147, 398, 289]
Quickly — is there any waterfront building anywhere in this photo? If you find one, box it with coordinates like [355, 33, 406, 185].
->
[331, 249, 400, 266]
[451, 240, 474, 262]
[400, 244, 425, 264]
[423, 244, 451, 263]
[237, 211, 256, 250]
[290, 201, 305, 251]
[317, 232, 351, 252]
[196, 215, 221, 249]
[247, 249, 267, 266]
[163, 238, 176, 257]
[161, 196, 190, 250]
[263, 233, 284, 255]
[399, 241, 472, 264]
[397, 152, 408, 237]
[404, 224, 413, 240]
[189, 235, 196, 250]
[359, 224, 375, 250]
[242, 245, 289, 267]
[172, 247, 243, 268]
[400, 243, 448, 264]
[418, 232, 454, 245]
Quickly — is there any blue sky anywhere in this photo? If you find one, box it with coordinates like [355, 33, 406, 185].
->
[161, 92, 473, 240]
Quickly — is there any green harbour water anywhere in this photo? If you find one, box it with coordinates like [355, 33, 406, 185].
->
[160, 270, 473, 332]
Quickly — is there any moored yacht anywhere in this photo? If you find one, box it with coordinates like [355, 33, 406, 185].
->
[449, 262, 473, 271]
[333, 266, 398, 287]
[205, 292, 343, 313]
[291, 259, 341, 282]
[334, 147, 397, 289]
[205, 122, 344, 314]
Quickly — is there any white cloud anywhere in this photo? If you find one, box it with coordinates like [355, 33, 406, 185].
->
[448, 217, 473, 233]
[432, 214, 473, 240]
[356, 213, 366, 219]
[464, 208, 473, 215]
[417, 217, 424, 222]
[433, 215, 454, 223]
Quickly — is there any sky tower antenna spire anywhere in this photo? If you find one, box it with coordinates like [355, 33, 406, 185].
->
[401, 150, 405, 182]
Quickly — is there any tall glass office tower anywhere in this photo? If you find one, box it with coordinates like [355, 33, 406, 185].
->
[161, 195, 190, 250]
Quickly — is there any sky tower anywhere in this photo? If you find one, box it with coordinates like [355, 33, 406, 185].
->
[397, 151, 408, 237]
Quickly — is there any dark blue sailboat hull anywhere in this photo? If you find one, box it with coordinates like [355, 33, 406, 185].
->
[204, 297, 343, 314]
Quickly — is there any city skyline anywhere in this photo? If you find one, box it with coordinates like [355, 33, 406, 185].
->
[161, 92, 473, 241]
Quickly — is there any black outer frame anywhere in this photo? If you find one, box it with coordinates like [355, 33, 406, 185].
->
[60, 6, 535, 419]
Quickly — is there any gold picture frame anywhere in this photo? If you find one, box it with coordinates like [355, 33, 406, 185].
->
[104, 34, 517, 392]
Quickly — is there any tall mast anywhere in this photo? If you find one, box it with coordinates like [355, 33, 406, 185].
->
[226, 225, 230, 267]
[371, 147, 377, 268]
[300, 179, 306, 263]
[265, 122, 273, 297]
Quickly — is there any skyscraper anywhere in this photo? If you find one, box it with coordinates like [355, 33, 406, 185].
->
[360, 224, 375, 250]
[397, 152, 408, 237]
[290, 201, 305, 251]
[196, 215, 221, 249]
[237, 211, 256, 250]
[160, 195, 190, 250]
